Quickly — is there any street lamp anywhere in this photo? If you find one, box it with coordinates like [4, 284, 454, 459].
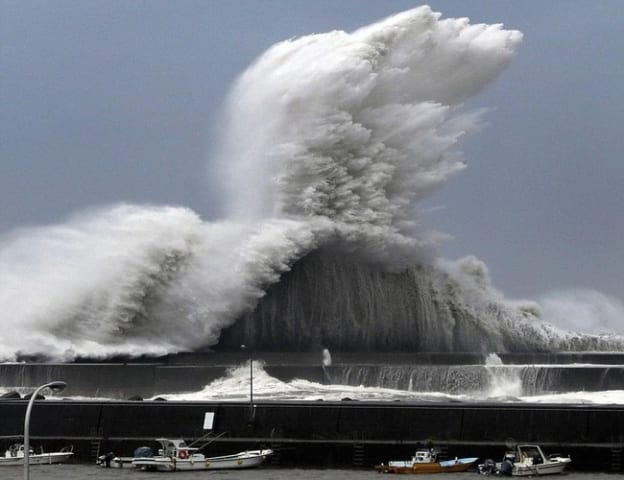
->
[24, 381, 67, 480]
[240, 344, 253, 420]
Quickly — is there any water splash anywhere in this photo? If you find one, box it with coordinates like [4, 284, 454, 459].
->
[540, 289, 624, 335]
[0, 7, 621, 360]
[219, 251, 624, 353]
[155, 360, 624, 405]
[156, 360, 475, 403]
[0, 206, 324, 359]
[484, 353, 522, 398]
[0, 7, 526, 360]
[213, 6, 522, 266]
[322, 349, 332, 367]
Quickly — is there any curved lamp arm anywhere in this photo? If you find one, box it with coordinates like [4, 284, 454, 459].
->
[24, 381, 66, 480]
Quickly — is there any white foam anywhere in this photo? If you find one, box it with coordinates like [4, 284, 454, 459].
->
[0, 8, 525, 360]
[155, 361, 624, 405]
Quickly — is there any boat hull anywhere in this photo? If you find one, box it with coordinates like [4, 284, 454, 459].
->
[491, 446, 572, 476]
[511, 460, 571, 476]
[0, 452, 74, 467]
[132, 449, 272, 471]
[376, 458, 477, 474]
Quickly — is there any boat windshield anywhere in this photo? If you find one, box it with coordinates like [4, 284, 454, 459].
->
[518, 446, 543, 464]
[414, 449, 436, 463]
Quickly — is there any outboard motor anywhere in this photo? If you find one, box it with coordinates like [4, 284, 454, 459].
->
[478, 458, 497, 475]
[97, 451, 115, 467]
[499, 458, 513, 476]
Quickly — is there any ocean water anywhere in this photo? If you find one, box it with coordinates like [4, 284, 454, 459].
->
[3, 464, 623, 480]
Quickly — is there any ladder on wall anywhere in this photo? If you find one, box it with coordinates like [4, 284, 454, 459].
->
[89, 427, 103, 462]
[611, 447, 622, 472]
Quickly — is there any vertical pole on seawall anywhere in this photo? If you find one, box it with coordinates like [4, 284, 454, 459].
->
[241, 344, 254, 422]
[249, 346, 254, 420]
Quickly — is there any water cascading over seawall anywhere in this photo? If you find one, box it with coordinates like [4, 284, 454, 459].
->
[324, 363, 624, 395]
[217, 248, 614, 353]
[218, 249, 473, 352]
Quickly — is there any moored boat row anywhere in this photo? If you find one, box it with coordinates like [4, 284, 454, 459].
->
[1, 437, 570, 476]
[375, 444, 571, 475]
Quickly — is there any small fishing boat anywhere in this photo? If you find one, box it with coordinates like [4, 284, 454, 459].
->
[478, 444, 571, 476]
[131, 438, 273, 471]
[0, 443, 74, 466]
[375, 448, 478, 474]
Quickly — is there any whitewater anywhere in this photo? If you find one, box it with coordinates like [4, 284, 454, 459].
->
[1, 6, 623, 361]
[4, 355, 622, 405]
[155, 359, 624, 405]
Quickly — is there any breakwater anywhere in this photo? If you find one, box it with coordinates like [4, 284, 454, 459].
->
[0, 399, 623, 471]
[2, 353, 623, 471]
[2, 352, 624, 399]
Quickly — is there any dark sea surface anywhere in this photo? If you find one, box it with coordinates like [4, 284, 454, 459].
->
[4, 464, 624, 480]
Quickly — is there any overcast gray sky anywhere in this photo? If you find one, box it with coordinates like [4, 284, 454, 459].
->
[1, 1, 623, 305]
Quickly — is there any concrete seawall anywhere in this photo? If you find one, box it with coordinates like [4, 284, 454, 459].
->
[3, 352, 624, 399]
[0, 399, 622, 471]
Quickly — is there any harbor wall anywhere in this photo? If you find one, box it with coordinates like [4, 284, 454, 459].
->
[3, 351, 624, 399]
[0, 400, 623, 471]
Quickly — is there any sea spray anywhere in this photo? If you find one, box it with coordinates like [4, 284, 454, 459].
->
[0, 8, 526, 360]
[484, 353, 522, 398]
[213, 6, 523, 266]
[539, 290, 624, 335]
[0, 7, 622, 360]
[157, 360, 476, 403]
[219, 250, 624, 352]
[0, 206, 327, 360]
[322, 348, 332, 367]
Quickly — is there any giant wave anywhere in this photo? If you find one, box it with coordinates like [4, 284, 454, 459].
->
[1, 6, 622, 361]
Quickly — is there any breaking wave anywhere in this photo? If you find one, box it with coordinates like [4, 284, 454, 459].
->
[0, 6, 622, 360]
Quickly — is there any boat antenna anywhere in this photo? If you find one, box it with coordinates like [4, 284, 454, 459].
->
[194, 431, 229, 452]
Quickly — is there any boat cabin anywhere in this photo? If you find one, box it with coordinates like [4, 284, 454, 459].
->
[155, 438, 197, 459]
[515, 445, 546, 465]
[4, 444, 33, 458]
[413, 449, 438, 464]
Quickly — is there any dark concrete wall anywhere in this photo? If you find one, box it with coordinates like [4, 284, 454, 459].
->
[1, 400, 623, 470]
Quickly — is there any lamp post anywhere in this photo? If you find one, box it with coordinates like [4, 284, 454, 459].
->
[240, 344, 253, 420]
[24, 381, 66, 480]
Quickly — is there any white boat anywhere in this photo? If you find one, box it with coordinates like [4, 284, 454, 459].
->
[479, 444, 571, 476]
[0, 443, 74, 466]
[131, 438, 273, 471]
